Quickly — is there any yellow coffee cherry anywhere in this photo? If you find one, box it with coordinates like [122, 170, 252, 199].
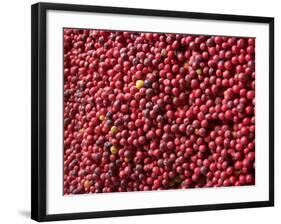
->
[99, 115, 105, 121]
[196, 68, 203, 75]
[136, 80, 144, 90]
[110, 146, 118, 155]
[184, 62, 189, 70]
[110, 126, 118, 135]
[84, 180, 93, 188]
[124, 157, 131, 162]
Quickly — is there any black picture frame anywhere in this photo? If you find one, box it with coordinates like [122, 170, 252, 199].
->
[31, 2, 274, 222]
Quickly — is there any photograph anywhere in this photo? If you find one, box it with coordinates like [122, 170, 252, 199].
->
[63, 29, 256, 195]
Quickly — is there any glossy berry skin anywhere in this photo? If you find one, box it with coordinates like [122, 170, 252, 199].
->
[63, 29, 255, 195]
[136, 80, 145, 90]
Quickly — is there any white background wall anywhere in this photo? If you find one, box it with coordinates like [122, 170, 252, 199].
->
[0, 0, 279, 223]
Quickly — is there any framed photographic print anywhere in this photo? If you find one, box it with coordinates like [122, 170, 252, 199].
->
[31, 2, 274, 222]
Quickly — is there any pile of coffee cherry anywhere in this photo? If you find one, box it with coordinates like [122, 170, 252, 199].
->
[63, 29, 255, 194]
